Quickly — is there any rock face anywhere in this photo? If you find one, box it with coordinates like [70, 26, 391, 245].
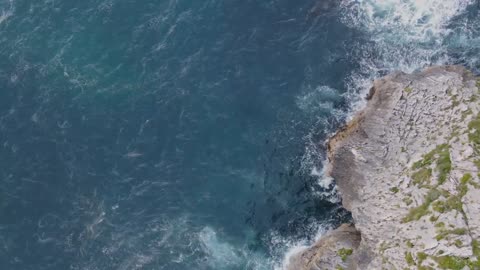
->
[289, 66, 480, 270]
[287, 224, 361, 270]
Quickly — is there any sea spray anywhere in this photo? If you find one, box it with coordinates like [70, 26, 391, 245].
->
[340, 0, 476, 111]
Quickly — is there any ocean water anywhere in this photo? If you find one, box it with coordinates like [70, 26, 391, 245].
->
[0, 1, 479, 269]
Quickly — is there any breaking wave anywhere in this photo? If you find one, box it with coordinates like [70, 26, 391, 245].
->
[341, 0, 476, 110]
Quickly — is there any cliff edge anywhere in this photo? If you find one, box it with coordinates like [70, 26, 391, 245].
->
[288, 66, 480, 270]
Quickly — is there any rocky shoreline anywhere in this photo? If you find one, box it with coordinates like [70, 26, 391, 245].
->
[288, 66, 480, 270]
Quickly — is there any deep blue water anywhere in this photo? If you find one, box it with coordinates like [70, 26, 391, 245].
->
[1, 1, 479, 269]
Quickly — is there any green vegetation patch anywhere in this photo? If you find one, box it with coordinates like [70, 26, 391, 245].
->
[406, 240, 414, 248]
[412, 152, 435, 170]
[403, 200, 430, 222]
[417, 252, 428, 265]
[454, 239, 463, 247]
[411, 144, 451, 185]
[412, 168, 432, 186]
[390, 186, 400, 193]
[468, 113, 480, 147]
[432, 173, 474, 217]
[461, 109, 472, 121]
[473, 240, 480, 257]
[435, 256, 469, 269]
[405, 251, 415, 266]
[418, 245, 480, 270]
[338, 248, 353, 262]
[436, 146, 452, 185]
[403, 144, 457, 222]
[459, 173, 474, 194]
[432, 195, 462, 214]
[461, 172, 479, 189]
[403, 196, 413, 206]
[435, 228, 467, 241]
[435, 222, 445, 228]
[474, 160, 480, 171]
[402, 189, 441, 222]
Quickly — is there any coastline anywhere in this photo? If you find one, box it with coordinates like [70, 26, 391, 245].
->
[288, 66, 480, 270]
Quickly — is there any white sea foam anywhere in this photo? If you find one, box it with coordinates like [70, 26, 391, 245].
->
[275, 155, 338, 268]
[0, 0, 14, 26]
[199, 227, 243, 268]
[275, 245, 307, 270]
[197, 224, 334, 270]
[296, 85, 345, 204]
[296, 85, 342, 115]
[340, 0, 475, 111]
[341, 0, 473, 38]
[311, 161, 340, 204]
[273, 224, 329, 270]
[198, 226, 272, 270]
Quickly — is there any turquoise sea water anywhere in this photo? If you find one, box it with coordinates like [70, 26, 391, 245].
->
[1, 1, 480, 269]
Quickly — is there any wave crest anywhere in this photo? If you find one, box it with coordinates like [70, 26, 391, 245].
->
[340, 0, 475, 110]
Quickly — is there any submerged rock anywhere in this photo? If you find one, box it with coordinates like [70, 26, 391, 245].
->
[289, 66, 480, 269]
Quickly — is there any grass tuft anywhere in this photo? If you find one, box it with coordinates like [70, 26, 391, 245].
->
[402, 189, 441, 222]
[436, 146, 451, 185]
[418, 252, 428, 264]
[434, 256, 468, 270]
[411, 144, 451, 185]
[405, 252, 415, 266]
[412, 168, 432, 186]
[338, 248, 353, 262]
[468, 113, 480, 147]
[390, 187, 400, 193]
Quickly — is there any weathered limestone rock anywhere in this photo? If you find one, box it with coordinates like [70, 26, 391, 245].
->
[288, 66, 480, 270]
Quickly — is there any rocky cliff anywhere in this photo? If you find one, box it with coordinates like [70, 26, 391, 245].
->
[288, 66, 480, 270]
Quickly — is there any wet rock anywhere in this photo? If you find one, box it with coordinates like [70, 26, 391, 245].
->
[286, 224, 361, 270]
